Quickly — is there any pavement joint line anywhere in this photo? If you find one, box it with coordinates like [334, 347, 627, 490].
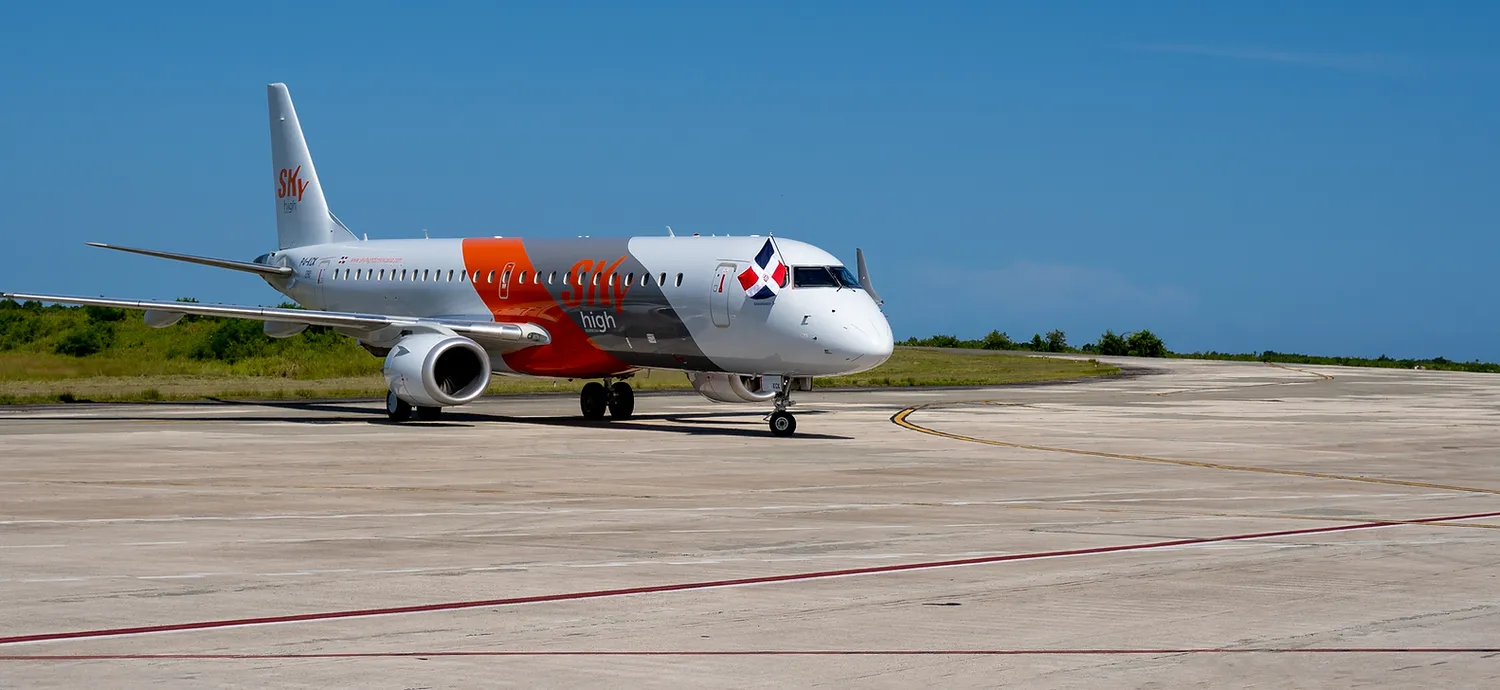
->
[2, 509, 1498, 647]
[3, 649, 1500, 660]
[890, 405, 1500, 497]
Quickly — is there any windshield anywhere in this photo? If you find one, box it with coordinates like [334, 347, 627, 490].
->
[793, 265, 860, 288]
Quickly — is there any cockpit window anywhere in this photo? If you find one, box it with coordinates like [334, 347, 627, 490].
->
[793, 267, 839, 288]
[793, 265, 860, 288]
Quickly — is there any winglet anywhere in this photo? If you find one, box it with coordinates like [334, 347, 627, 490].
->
[856, 248, 883, 306]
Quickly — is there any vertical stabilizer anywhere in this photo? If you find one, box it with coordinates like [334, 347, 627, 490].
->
[268, 83, 357, 249]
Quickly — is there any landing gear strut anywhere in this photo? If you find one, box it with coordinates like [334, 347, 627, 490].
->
[386, 390, 412, 422]
[386, 390, 443, 422]
[768, 387, 797, 437]
[580, 378, 634, 420]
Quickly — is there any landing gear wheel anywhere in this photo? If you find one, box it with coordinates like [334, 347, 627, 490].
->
[386, 391, 412, 422]
[415, 406, 442, 421]
[769, 410, 797, 437]
[608, 382, 635, 419]
[580, 381, 608, 420]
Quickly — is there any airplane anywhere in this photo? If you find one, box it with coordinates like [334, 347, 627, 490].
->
[2, 83, 894, 436]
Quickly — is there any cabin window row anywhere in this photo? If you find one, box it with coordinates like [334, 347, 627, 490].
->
[329, 267, 686, 288]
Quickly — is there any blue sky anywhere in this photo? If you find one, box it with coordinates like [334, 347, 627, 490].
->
[2, 1, 1496, 359]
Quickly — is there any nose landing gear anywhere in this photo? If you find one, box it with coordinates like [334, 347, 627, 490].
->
[767, 388, 797, 437]
[580, 377, 635, 421]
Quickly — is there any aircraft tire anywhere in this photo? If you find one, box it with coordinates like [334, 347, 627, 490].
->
[769, 411, 797, 437]
[581, 382, 608, 420]
[608, 382, 634, 419]
[415, 406, 442, 421]
[386, 390, 412, 422]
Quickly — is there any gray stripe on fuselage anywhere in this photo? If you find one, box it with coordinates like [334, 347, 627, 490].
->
[518, 239, 721, 373]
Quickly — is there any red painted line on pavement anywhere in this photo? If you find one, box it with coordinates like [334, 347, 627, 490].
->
[3, 649, 1499, 660]
[3, 509, 1497, 648]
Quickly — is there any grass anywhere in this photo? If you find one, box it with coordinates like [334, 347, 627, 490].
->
[0, 301, 1116, 403]
[0, 349, 1117, 404]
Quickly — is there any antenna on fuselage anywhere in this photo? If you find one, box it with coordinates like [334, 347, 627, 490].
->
[422, 228, 429, 239]
[666, 225, 675, 237]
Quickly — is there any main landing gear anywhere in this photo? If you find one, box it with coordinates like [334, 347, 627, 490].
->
[580, 378, 634, 421]
[386, 390, 442, 422]
[767, 388, 797, 438]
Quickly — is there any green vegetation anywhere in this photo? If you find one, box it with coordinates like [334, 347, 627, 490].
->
[9, 297, 1490, 404]
[902, 326, 1499, 374]
[902, 328, 1167, 357]
[0, 300, 1115, 403]
[819, 348, 1114, 388]
[1168, 350, 1500, 374]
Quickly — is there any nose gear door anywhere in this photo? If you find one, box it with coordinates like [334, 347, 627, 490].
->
[710, 262, 734, 328]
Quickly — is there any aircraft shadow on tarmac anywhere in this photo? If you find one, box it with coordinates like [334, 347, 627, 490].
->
[12, 400, 851, 440]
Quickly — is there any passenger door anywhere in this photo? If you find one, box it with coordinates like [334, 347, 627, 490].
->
[314, 259, 331, 307]
[710, 262, 734, 328]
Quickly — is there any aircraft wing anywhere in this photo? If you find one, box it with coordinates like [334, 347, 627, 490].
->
[0, 292, 551, 352]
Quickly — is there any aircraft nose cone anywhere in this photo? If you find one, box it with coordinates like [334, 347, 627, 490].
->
[831, 309, 893, 373]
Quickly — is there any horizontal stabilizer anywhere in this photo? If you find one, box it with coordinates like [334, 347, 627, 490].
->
[87, 243, 294, 277]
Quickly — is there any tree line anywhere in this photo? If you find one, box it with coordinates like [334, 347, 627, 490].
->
[900, 329, 1167, 358]
[900, 327, 1500, 373]
[5, 299, 1498, 375]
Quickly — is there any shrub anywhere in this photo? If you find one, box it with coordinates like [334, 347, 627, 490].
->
[54, 323, 117, 357]
[0, 311, 43, 350]
[84, 306, 126, 323]
[1045, 329, 1068, 353]
[194, 319, 270, 363]
[1126, 329, 1167, 358]
[1096, 330, 1128, 356]
[981, 330, 1014, 350]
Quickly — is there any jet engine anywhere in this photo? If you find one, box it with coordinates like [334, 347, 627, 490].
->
[687, 372, 778, 404]
[383, 333, 492, 408]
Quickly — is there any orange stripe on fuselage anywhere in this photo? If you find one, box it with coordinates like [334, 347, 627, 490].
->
[460, 238, 632, 378]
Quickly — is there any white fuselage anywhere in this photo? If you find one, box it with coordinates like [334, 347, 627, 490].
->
[261, 235, 893, 379]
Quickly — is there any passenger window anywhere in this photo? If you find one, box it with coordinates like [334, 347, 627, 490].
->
[675, 273, 683, 287]
[502, 270, 512, 285]
[401, 269, 408, 281]
[625, 272, 634, 286]
[660, 272, 668, 287]
[580, 272, 588, 286]
[548, 271, 556, 284]
[593, 273, 600, 286]
[607, 273, 615, 286]
[486, 270, 495, 284]
[519, 270, 528, 284]
[447, 269, 454, 282]
[378, 269, 385, 280]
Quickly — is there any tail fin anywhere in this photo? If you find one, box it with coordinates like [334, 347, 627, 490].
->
[268, 83, 358, 249]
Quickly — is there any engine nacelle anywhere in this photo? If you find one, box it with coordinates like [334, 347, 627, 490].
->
[687, 372, 778, 404]
[383, 333, 492, 408]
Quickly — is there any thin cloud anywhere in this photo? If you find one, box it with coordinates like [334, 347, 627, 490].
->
[1126, 43, 1407, 74]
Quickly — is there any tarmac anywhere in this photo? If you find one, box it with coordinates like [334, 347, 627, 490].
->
[1, 356, 1499, 688]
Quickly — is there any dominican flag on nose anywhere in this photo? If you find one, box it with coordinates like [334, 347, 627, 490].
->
[738, 238, 788, 300]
